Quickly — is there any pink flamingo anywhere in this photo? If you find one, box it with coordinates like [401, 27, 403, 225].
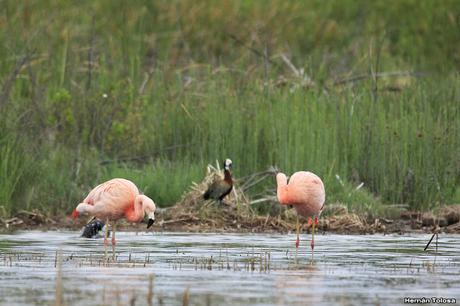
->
[72, 178, 156, 257]
[276, 171, 325, 260]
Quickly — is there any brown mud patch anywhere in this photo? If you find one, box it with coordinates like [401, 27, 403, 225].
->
[1, 206, 460, 235]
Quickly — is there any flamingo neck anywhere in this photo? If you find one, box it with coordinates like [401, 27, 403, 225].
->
[276, 173, 290, 204]
[126, 196, 144, 222]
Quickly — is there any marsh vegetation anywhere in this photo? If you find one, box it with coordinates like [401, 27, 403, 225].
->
[0, 1, 459, 219]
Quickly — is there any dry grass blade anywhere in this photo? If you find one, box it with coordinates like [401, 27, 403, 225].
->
[147, 274, 154, 306]
[240, 167, 278, 192]
[182, 286, 190, 306]
[424, 233, 437, 251]
[334, 71, 428, 86]
[54, 250, 63, 306]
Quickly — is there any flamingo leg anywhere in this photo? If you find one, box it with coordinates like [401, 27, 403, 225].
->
[295, 215, 300, 249]
[111, 222, 116, 261]
[310, 216, 318, 263]
[104, 218, 109, 261]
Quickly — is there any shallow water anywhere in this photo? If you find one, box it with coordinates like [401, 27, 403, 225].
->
[0, 231, 459, 306]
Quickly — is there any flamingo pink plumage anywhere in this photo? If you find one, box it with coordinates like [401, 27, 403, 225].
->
[72, 178, 156, 249]
[276, 171, 325, 260]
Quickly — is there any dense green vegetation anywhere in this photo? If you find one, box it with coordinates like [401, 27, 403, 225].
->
[0, 0, 459, 217]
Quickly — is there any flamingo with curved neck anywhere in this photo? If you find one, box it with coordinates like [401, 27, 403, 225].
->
[72, 178, 156, 258]
[276, 171, 325, 261]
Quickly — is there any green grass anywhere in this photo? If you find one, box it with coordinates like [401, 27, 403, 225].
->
[0, 0, 459, 217]
[0, 136, 30, 216]
[100, 160, 206, 208]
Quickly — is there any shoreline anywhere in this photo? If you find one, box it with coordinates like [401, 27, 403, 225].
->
[1, 208, 459, 235]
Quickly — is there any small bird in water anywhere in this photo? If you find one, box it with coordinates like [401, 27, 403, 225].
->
[276, 171, 325, 262]
[203, 159, 233, 204]
[72, 178, 156, 258]
[81, 218, 108, 239]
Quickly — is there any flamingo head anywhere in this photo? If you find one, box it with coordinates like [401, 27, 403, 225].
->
[140, 195, 156, 229]
[224, 158, 232, 171]
[276, 172, 290, 205]
[276, 172, 288, 187]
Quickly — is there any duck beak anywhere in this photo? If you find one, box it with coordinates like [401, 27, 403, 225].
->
[147, 218, 155, 228]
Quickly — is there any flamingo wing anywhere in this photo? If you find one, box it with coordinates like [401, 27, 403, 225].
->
[76, 179, 140, 220]
[287, 171, 325, 214]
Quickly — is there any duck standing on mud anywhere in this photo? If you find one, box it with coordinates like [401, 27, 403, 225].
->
[203, 159, 233, 204]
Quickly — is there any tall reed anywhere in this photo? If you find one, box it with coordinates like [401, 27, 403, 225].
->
[0, 0, 458, 216]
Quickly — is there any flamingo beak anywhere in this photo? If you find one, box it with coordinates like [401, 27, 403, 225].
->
[147, 218, 155, 228]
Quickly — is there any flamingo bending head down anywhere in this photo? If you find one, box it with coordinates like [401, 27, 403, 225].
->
[72, 178, 156, 254]
[276, 171, 325, 261]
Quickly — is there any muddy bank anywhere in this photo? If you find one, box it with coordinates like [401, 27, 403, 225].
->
[1, 166, 459, 234]
[2, 204, 460, 235]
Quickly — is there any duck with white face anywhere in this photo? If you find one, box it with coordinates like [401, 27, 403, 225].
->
[224, 158, 232, 171]
[203, 158, 233, 204]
